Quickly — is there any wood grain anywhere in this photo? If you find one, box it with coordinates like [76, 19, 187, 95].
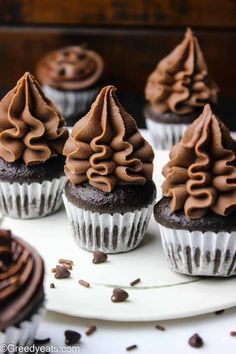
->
[0, 27, 235, 97]
[0, 0, 236, 27]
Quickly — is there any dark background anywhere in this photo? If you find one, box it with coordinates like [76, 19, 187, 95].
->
[0, 0, 235, 128]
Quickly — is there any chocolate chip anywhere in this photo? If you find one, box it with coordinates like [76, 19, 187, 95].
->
[155, 324, 165, 331]
[230, 331, 236, 336]
[55, 265, 71, 279]
[188, 333, 204, 348]
[215, 309, 224, 315]
[34, 338, 51, 345]
[64, 330, 81, 345]
[50, 283, 55, 288]
[126, 344, 137, 351]
[111, 288, 129, 303]
[130, 278, 141, 286]
[79, 279, 90, 288]
[92, 251, 108, 264]
[86, 325, 96, 336]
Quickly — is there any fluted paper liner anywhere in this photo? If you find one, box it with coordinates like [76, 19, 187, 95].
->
[145, 117, 189, 150]
[0, 305, 45, 349]
[43, 85, 100, 121]
[63, 195, 154, 253]
[0, 176, 66, 219]
[159, 224, 236, 277]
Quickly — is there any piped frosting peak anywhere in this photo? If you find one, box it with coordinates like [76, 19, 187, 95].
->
[64, 85, 154, 192]
[145, 28, 219, 115]
[0, 72, 68, 165]
[162, 104, 236, 218]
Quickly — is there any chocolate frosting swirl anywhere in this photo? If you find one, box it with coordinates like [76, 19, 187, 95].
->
[64, 85, 154, 192]
[0, 72, 68, 166]
[145, 28, 219, 115]
[162, 104, 236, 219]
[36, 46, 104, 90]
[0, 229, 44, 330]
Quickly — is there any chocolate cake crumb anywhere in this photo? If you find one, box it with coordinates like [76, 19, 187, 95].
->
[79, 279, 90, 288]
[130, 278, 141, 286]
[34, 338, 51, 345]
[50, 283, 55, 288]
[230, 331, 236, 336]
[86, 325, 97, 336]
[65, 330, 81, 345]
[111, 288, 129, 303]
[54, 265, 71, 279]
[126, 344, 137, 351]
[51, 268, 56, 273]
[188, 333, 204, 348]
[215, 309, 224, 315]
[92, 251, 108, 264]
[59, 259, 73, 265]
[155, 324, 165, 331]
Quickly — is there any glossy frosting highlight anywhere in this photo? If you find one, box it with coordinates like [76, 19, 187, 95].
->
[0, 72, 68, 166]
[36, 46, 104, 90]
[64, 85, 154, 192]
[0, 229, 44, 330]
[162, 104, 236, 218]
[145, 28, 219, 115]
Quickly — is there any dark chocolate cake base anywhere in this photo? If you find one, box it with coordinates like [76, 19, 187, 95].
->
[65, 180, 156, 214]
[154, 197, 236, 232]
[0, 155, 65, 184]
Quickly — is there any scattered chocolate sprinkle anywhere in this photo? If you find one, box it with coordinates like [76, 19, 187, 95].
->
[65, 330, 81, 345]
[126, 344, 137, 351]
[51, 268, 56, 273]
[86, 325, 97, 336]
[79, 279, 90, 288]
[130, 278, 141, 286]
[59, 259, 73, 266]
[188, 333, 204, 348]
[54, 265, 71, 279]
[50, 283, 55, 288]
[111, 288, 129, 303]
[215, 309, 224, 315]
[155, 324, 165, 331]
[92, 251, 108, 264]
[60, 263, 72, 270]
[230, 331, 236, 336]
[34, 338, 51, 345]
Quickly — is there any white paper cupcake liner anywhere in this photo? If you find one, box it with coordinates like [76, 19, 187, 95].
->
[0, 176, 67, 219]
[43, 85, 100, 121]
[146, 118, 190, 150]
[159, 224, 236, 277]
[63, 195, 154, 253]
[0, 304, 45, 350]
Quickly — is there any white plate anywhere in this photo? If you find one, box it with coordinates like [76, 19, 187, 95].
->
[2, 151, 236, 322]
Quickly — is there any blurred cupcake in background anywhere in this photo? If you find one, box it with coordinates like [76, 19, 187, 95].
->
[63, 85, 156, 253]
[0, 229, 45, 345]
[154, 104, 236, 276]
[144, 28, 219, 150]
[36, 45, 104, 126]
[0, 72, 69, 218]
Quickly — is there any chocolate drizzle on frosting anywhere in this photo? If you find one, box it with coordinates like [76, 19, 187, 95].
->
[64, 85, 154, 192]
[162, 104, 236, 219]
[0, 229, 44, 330]
[0, 72, 68, 166]
[145, 28, 219, 115]
[36, 45, 104, 90]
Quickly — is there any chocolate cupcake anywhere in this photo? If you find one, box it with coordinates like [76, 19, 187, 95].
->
[63, 85, 156, 253]
[0, 229, 45, 345]
[154, 104, 236, 276]
[0, 72, 69, 218]
[36, 45, 104, 125]
[145, 28, 219, 149]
